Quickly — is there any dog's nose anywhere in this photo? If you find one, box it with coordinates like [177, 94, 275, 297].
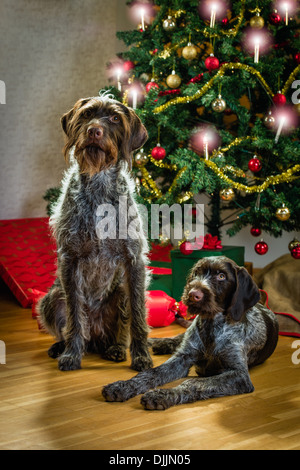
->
[88, 127, 103, 140]
[188, 289, 204, 302]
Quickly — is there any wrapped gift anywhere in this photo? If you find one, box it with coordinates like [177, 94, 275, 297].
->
[171, 245, 245, 301]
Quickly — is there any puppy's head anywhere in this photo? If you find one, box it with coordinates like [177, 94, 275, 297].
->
[181, 256, 260, 321]
[61, 93, 148, 176]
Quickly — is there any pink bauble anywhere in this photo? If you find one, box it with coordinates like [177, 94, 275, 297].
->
[205, 55, 220, 71]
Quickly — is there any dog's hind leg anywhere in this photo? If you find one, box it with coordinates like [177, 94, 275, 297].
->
[37, 279, 67, 358]
[148, 334, 185, 355]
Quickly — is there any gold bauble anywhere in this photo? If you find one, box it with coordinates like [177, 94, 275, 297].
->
[182, 43, 198, 60]
[163, 15, 176, 31]
[264, 111, 275, 128]
[220, 188, 235, 201]
[288, 238, 300, 252]
[250, 13, 265, 29]
[134, 149, 149, 167]
[166, 71, 182, 88]
[212, 95, 226, 113]
[276, 204, 291, 221]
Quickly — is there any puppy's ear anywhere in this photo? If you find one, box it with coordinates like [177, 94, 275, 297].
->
[227, 266, 260, 322]
[61, 98, 91, 136]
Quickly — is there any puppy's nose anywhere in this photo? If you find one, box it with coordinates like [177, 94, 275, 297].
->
[188, 289, 204, 302]
[88, 127, 103, 140]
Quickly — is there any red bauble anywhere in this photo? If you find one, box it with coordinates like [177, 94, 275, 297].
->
[248, 157, 262, 173]
[269, 12, 282, 25]
[123, 60, 135, 72]
[250, 227, 262, 237]
[273, 93, 287, 106]
[151, 145, 166, 160]
[255, 240, 268, 255]
[146, 80, 159, 92]
[205, 54, 220, 71]
[291, 246, 300, 259]
[294, 52, 300, 64]
[180, 241, 193, 255]
[222, 18, 229, 26]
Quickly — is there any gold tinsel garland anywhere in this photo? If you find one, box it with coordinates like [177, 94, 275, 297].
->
[154, 62, 275, 113]
[202, 0, 246, 38]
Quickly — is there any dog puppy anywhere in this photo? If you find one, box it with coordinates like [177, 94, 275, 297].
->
[102, 256, 279, 409]
[38, 93, 153, 372]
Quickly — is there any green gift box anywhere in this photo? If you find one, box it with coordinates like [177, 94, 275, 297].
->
[171, 246, 245, 301]
[148, 261, 173, 297]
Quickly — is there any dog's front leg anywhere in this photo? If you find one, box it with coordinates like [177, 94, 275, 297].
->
[127, 260, 153, 372]
[57, 259, 87, 371]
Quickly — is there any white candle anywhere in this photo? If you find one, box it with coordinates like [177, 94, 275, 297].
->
[132, 90, 137, 109]
[210, 6, 216, 28]
[141, 9, 145, 31]
[116, 69, 122, 92]
[203, 134, 209, 159]
[254, 41, 260, 64]
[275, 116, 286, 143]
[284, 3, 289, 25]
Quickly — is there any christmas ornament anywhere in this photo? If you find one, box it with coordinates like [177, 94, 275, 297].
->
[269, 12, 282, 24]
[255, 240, 268, 255]
[250, 227, 262, 237]
[250, 13, 265, 29]
[248, 155, 262, 173]
[212, 95, 226, 112]
[205, 54, 220, 71]
[273, 93, 287, 106]
[275, 203, 290, 221]
[146, 79, 159, 92]
[134, 149, 148, 167]
[166, 70, 182, 88]
[179, 241, 194, 255]
[294, 53, 300, 64]
[291, 246, 300, 260]
[264, 110, 275, 128]
[220, 188, 235, 201]
[222, 17, 229, 26]
[151, 143, 166, 160]
[123, 60, 135, 72]
[182, 43, 198, 60]
[288, 238, 300, 251]
[163, 15, 176, 31]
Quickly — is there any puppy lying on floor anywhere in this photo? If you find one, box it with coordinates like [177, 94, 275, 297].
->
[102, 256, 279, 410]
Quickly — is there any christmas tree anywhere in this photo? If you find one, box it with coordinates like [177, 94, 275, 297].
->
[106, 0, 300, 257]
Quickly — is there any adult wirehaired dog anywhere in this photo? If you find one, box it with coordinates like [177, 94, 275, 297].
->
[38, 93, 153, 372]
[102, 256, 279, 410]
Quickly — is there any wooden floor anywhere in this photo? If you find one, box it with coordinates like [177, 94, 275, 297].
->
[0, 280, 299, 451]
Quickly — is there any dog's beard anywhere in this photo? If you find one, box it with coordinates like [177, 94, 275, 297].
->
[75, 142, 118, 177]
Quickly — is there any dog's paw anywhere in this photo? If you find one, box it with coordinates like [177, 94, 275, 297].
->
[151, 338, 176, 355]
[48, 341, 65, 359]
[102, 381, 131, 402]
[58, 354, 81, 371]
[103, 345, 127, 363]
[131, 354, 153, 372]
[141, 389, 174, 410]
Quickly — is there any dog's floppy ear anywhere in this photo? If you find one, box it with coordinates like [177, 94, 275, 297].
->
[227, 266, 261, 322]
[61, 98, 91, 136]
[127, 107, 148, 153]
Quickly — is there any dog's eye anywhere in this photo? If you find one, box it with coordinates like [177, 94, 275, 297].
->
[216, 273, 226, 281]
[83, 109, 94, 119]
[109, 115, 120, 123]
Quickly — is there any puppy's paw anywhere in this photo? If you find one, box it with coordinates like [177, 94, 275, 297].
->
[141, 390, 174, 410]
[48, 341, 65, 359]
[131, 354, 153, 372]
[151, 338, 177, 355]
[103, 345, 127, 362]
[102, 381, 131, 402]
[58, 354, 81, 371]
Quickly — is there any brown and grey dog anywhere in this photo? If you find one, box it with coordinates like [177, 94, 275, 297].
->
[102, 256, 279, 410]
[38, 93, 153, 372]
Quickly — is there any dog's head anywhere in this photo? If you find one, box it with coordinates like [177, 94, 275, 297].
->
[181, 256, 260, 321]
[61, 93, 148, 176]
